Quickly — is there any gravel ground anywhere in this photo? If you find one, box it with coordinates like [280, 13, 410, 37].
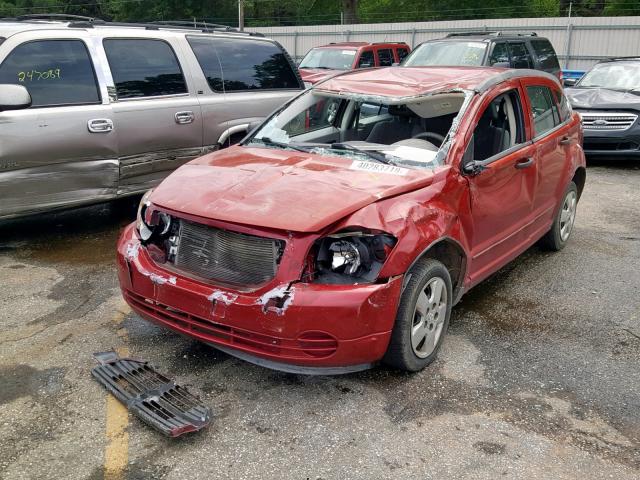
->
[0, 161, 638, 480]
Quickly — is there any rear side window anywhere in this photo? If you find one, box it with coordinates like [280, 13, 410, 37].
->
[357, 50, 374, 68]
[526, 86, 561, 137]
[377, 49, 394, 67]
[553, 88, 571, 122]
[509, 42, 534, 69]
[488, 42, 510, 66]
[397, 47, 410, 61]
[188, 37, 300, 92]
[530, 39, 560, 71]
[0, 39, 99, 107]
[103, 39, 187, 99]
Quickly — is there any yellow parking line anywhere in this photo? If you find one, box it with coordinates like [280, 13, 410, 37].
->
[104, 304, 131, 480]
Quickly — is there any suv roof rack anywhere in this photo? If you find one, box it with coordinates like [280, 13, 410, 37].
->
[446, 31, 537, 38]
[1, 15, 264, 37]
[372, 41, 408, 45]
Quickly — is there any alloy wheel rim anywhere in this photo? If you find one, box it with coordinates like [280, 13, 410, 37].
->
[560, 190, 577, 242]
[411, 277, 447, 359]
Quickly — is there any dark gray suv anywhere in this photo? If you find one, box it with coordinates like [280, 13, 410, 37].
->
[402, 32, 561, 81]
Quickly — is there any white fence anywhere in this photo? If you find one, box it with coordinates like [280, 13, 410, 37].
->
[248, 16, 640, 70]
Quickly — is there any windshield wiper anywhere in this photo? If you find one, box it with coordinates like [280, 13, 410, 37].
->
[331, 143, 393, 165]
[256, 137, 312, 153]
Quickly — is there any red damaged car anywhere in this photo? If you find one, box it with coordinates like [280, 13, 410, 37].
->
[117, 66, 586, 374]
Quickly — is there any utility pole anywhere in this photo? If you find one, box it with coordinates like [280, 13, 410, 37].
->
[238, 0, 244, 32]
[563, 1, 573, 69]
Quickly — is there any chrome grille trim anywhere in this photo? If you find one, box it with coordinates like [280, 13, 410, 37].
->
[173, 220, 283, 286]
[578, 111, 637, 131]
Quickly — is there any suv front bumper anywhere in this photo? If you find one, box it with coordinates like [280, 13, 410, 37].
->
[117, 224, 403, 373]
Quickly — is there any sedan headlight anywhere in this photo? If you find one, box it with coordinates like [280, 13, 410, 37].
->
[311, 230, 396, 284]
[135, 190, 171, 244]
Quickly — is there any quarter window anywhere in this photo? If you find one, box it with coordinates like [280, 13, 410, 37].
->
[0, 39, 99, 107]
[526, 86, 560, 137]
[377, 49, 394, 67]
[188, 37, 300, 92]
[531, 39, 560, 71]
[553, 89, 571, 122]
[508, 42, 534, 69]
[357, 50, 375, 68]
[103, 39, 187, 99]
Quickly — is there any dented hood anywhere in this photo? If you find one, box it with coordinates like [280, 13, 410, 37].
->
[150, 146, 437, 233]
[565, 87, 640, 111]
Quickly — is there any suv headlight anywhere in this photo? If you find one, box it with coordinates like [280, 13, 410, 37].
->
[310, 230, 396, 284]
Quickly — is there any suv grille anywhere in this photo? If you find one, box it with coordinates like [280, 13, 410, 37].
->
[579, 111, 638, 131]
[173, 220, 283, 286]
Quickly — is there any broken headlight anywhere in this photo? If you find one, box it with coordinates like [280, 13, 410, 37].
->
[135, 190, 172, 246]
[311, 231, 396, 284]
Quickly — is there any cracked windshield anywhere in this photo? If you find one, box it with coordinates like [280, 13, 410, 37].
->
[249, 89, 467, 169]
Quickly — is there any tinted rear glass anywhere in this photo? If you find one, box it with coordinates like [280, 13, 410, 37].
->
[508, 42, 534, 69]
[188, 37, 300, 92]
[0, 39, 99, 107]
[531, 39, 560, 71]
[103, 39, 187, 99]
[403, 41, 487, 66]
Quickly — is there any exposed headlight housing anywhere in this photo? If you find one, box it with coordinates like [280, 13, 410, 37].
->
[309, 230, 396, 284]
[135, 190, 172, 245]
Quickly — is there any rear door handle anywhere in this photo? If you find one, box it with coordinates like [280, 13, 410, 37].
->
[175, 111, 195, 124]
[515, 157, 535, 169]
[559, 136, 572, 145]
[87, 118, 114, 133]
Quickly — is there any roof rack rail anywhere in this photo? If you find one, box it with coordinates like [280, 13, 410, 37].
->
[16, 13, 100, 22]
[64, 19, 264, 36]
[600, 56, 640, 62]
[446, 30, 537, 38]
[372, 41, 408, 45]
[153, 20, 235, 31]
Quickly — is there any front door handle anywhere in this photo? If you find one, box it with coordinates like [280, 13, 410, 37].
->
[175, 111, 195, 125]
[515, 157, 535, 169]
[87, 118, 114, 133]
[559, 136, 572, 145]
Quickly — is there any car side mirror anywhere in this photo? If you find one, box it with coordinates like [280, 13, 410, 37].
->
[359, 62, 373, 68]
[491, 61, 510, 68]
[0, 84, 31, 112]
[563, 78, 577, 87]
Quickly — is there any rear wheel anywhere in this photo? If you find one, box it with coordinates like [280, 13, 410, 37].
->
[383, 258, 452, 372]
[540, 181, 578, 251]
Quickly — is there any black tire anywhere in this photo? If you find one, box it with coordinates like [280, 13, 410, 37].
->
[539, 181, 578, 251]
[383, 258, 452, 372]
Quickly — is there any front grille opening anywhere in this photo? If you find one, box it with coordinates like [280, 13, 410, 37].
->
[171, 219, 285, 287]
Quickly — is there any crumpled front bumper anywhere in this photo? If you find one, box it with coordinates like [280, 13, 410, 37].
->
[117, 224, 403, 373]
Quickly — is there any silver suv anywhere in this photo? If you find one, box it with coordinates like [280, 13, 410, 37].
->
[0, 15, 303, 219]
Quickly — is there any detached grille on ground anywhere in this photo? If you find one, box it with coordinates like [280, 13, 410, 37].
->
[173, 220, 284, 286]
[92, 351, 211, 437]
[579, 111, 638, 131]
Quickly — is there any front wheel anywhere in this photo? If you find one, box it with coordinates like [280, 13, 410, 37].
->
[540, 181, 578, 251]
[383, 258, 452, 372]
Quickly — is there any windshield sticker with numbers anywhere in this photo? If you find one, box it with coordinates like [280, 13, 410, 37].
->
[349, 160, 409, 176]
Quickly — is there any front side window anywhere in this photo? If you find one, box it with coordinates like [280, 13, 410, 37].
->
[357, 50, 374, 68]
[488, 42, 510, 66]
[469, 90, 524, 161]
[578, 62, 640, 90]
[403, 41, 487, 67]
[397, 47, 410, 61]
[103, 39, 187, 99]
[526, 86, 560, 137]
[0, 39, 99, 107]
[191, 37, 300, 92]
[247, 89, 469, 170]
[508, 42, 534, 69]
[377, 49, 394, 67]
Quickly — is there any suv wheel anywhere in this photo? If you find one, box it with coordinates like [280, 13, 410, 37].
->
[540, 181, 578, 251]
[383, 258, 452, 372]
